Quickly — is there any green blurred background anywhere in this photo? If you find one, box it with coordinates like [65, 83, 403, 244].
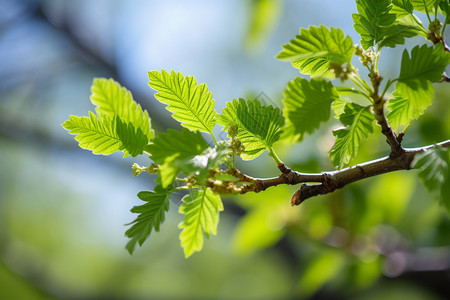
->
[1, 0, 449, 299]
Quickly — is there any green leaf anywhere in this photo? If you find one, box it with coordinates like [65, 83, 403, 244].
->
[440, 0, 450, 18]
[331, 98, 351, 119]
[183, 144, 232, 181]
[147, 128, 209, 164]
[217, 98, 284, 160]
[413, 146, 450, 212]
[352, 0, 397, 49]
[146, 128, 209, 187]
[277, 25, 354, 78]
[282, 77, 339, 142]
[378, 22, 421, 48]
[62, 112, 148, 157]
[148, 70, 217, 134]
[330, 103, 375, 168]
[386, 91, 419, 130]
[410, 0, 440, 13]
[90, 78, 153, 140]
[179, 188, 223, 258]
[125, 185, 171, 254]
[394, 44, 450, 125]
[391, 0, 414, 17]
[115, 117, 150, 157]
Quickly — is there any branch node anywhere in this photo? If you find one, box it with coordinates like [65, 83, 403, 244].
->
[278, 162, 291, 174]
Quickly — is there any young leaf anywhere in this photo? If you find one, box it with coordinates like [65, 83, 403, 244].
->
[62, 112, 148, 157]
[413, 146, 450, 212]
[179, 188, 223, 258]
[330, 103, 375, 168]
[147, 128, 209, 164]
[440, 0, 450, 18]
[182, 144, 232, 182]
[378, 22, 421, 48]
[394, 44, 450, 124]
[391, 0, 414, 17]
[90, 78, 153, 140]
[410, 0, 440, 13]
[353, 0, 397, 49]
[217, 98, 284, 160]
[332, 98, 351, 119]
[146, 128, 209, 187]
[282, 77, 339, 142]
[125, 185, 172, 254]
[115, 117, 150, 157]
[148, 70, 217, 134]
[386, 91, 416, 130]
[277, 25, 354, 78]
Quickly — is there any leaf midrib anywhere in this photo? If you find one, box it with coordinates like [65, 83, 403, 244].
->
[158, 76, 214, 134]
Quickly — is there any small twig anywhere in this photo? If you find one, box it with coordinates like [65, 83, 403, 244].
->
[215, 140, 450, 204]
[440, 73, 450, 82]
[370, 73, 404, 157]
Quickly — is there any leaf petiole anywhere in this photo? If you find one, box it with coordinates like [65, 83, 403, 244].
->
[268, 147, 283, 165]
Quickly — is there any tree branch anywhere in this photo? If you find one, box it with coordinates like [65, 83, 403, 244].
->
[218, 140, 450, 205]
[370, 73, 405, 156]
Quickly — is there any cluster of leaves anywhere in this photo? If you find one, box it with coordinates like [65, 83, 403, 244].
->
[63, 70, 285, 257]
[63, 0, 450, 257]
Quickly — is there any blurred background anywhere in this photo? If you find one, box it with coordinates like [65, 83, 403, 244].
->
[1, 0, 450, 299]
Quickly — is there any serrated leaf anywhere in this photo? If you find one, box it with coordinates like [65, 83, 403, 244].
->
[330, 103, 375, 168]
[277, 25, 354, 78]
[378, 22, 421, 48]
[146, 128, 209, 187]
[353, 0, 397, 49]
[125, 185, 171, 254]
[115, 117, 150, 157]
[90, 78, 153, 140]
[147, 128, 209, 164]
[413, 146, 450, 212]
[410, 0, 440, 13]
[217, 98, 284, 160]
[62, 112, 148, 157]
[440, 0, 450, 18]
[332, 98, 351, 119]
[386, 91, 419, 130]
[148, 70, 216, 134]
[392, 0, 414, 17]
[179, 188, 223, 258]
[282, 77, 339, 142]
[394, 44, 450, 125]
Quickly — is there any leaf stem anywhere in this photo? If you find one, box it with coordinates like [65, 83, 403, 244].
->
[349, 74, 373, 101]
[380, 79, 396, 100]
[268, 147, 282, 165]
[210, 131, 218, 146]
[423, 0, 432, 23]
[442, 16, 449, 35]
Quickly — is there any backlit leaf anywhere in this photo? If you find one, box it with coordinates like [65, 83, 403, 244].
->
[330, 103, 375, 168]
[277, 25, 354, 78]
[179, 188, 223, 258]
[217, 98, 284, 160]
[62, 112, 148, 157]
[125, 185, 172, 254]
[146, 128, 209, 187]
[413, 146, 450, 212]
[148, 70, 216, 134]
[353, 0, 397, 49]
[90, 78, 153, 140]
[282, 77, 339, 142]
[394, 44, 450, 125]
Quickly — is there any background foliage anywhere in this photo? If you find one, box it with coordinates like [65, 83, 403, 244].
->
[1, 0, 450, 299]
